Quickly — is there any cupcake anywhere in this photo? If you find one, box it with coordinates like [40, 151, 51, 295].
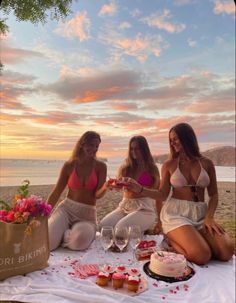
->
[101, 264, 114, 280]
[127, 267, 141, 277]
[96, 271, 109, 286]
[112, 272, 126, 289]
[115, 265, 127, 274]
[127, 275, 140, 292]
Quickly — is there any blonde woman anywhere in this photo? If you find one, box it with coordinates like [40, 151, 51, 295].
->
[47, 131, 107, 251]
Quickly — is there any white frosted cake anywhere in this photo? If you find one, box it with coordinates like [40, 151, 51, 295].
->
[149, 251, 188, 277]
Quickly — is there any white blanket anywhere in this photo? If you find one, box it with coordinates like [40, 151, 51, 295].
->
[0, 235, 235, 303]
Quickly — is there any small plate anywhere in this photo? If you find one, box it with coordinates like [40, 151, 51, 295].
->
[143, 261, 195, 283]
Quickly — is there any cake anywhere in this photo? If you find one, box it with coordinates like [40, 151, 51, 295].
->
[127, 275, 140, 292]
[149, 251, 188, 278]
[96, 271, 110, 286]
[112, 272, 126, 289]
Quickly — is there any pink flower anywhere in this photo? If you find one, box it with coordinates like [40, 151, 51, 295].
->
[0, 195, 52, 224]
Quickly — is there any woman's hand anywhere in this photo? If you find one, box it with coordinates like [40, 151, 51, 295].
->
[203, 216, 225, 236]
[122, 177, 143, 193]
[154, 220, 163, 235]
[106, 178, 128, 191]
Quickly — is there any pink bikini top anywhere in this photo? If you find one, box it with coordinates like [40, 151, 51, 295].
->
[68, 167, 98, 190]
[137, 171, 153, 187]
[170, 158, 210, 188]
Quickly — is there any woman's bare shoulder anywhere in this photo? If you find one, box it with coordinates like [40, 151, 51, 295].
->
[95, 159, 107, 170]
[62, 159, 76, 171]
[163, 158, 175, 168]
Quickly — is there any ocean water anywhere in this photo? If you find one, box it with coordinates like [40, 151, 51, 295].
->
[0, 158, 235, 187]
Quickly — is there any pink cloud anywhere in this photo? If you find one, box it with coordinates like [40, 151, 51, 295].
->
[141, 10, 186, 33]
[213, 1, 235, 15]
[100, 30, 165, 62]
[55, 12, 91, 41]
[1, 43, 44, 65]
[185, 88, 235, 113]
[42, 69, 141, 103]
[98, 2, 118, 16]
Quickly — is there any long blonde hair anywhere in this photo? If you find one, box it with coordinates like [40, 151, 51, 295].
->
[71, 131, 101, 160]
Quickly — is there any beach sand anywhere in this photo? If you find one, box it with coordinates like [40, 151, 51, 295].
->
[0, 182, 235, 248]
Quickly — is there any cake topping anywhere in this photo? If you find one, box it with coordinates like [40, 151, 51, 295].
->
[127, 268, 140, 276]
[127, 275, 140, 283]
[101, 264, 113, 273]
[112, 272, 126, 280]
[115, 265, 126, 273]
[97, 271, 110, 278]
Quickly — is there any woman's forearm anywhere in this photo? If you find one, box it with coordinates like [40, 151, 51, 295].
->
[140, 187, 167, 201]
[95, 184, 107, 199]
[205, 193, 218, 218]
[47, 187, 63, 208]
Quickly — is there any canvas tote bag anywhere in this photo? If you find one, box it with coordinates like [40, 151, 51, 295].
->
[0, 216, 50, 280]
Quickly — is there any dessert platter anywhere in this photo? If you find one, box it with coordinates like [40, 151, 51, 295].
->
[143, 251, 195, 283]
[95, 264, 148, 296]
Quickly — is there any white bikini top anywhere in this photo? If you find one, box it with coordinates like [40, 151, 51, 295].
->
[170, 158, 210, 188]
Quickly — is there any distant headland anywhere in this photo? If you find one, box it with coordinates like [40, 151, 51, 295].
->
[153, 146, 235, 167]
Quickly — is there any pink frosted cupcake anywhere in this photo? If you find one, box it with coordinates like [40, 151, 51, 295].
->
[112, 272, 126, 289]
[127, 275, 140, 292]
[101, 264, 114, 280]
[115, 265, 127, 274]
[96, 271, 109, 286]
[127, 267, 141, 277]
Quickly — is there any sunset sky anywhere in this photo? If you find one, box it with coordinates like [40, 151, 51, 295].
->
[1, 0, 235, 161]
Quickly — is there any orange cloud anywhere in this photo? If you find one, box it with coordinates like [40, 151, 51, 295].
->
[74, 86, 122, 103]
[110, 102, 138, 111]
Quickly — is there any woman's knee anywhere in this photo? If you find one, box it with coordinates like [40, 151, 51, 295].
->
[187, 246, 212, 265]
[214, 242, 234, 262]
[67, 222, 96, 250]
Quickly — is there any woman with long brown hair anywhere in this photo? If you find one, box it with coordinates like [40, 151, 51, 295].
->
[100, 135, 160, 233]
[125, 123, 234, 265]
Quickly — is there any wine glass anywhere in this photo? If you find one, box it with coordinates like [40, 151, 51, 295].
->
[100, 226, 114, 254]
[114, 226, 129, 253]
[128, 225, 142, 264]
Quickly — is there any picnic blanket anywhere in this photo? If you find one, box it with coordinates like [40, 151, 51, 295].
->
[0, 235, 235, 303]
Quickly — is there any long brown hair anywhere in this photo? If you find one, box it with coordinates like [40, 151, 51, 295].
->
[169, 123, 201, 159]
[71, 131, 101, 160]
[118, 135, 159, 183]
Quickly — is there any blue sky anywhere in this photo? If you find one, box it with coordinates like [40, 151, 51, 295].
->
[1, 0, 235, 160]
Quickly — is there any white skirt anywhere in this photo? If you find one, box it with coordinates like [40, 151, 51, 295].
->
[160, 197, 207, 234]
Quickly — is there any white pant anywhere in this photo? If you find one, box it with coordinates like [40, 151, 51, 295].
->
[99, 197, 156, 233]
[160, 197, 207, 234]
[48, 198, 97, 251]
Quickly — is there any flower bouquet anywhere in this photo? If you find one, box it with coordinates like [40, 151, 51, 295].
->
[0, 180, 52, 280]
[0, 180, 52, 234]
